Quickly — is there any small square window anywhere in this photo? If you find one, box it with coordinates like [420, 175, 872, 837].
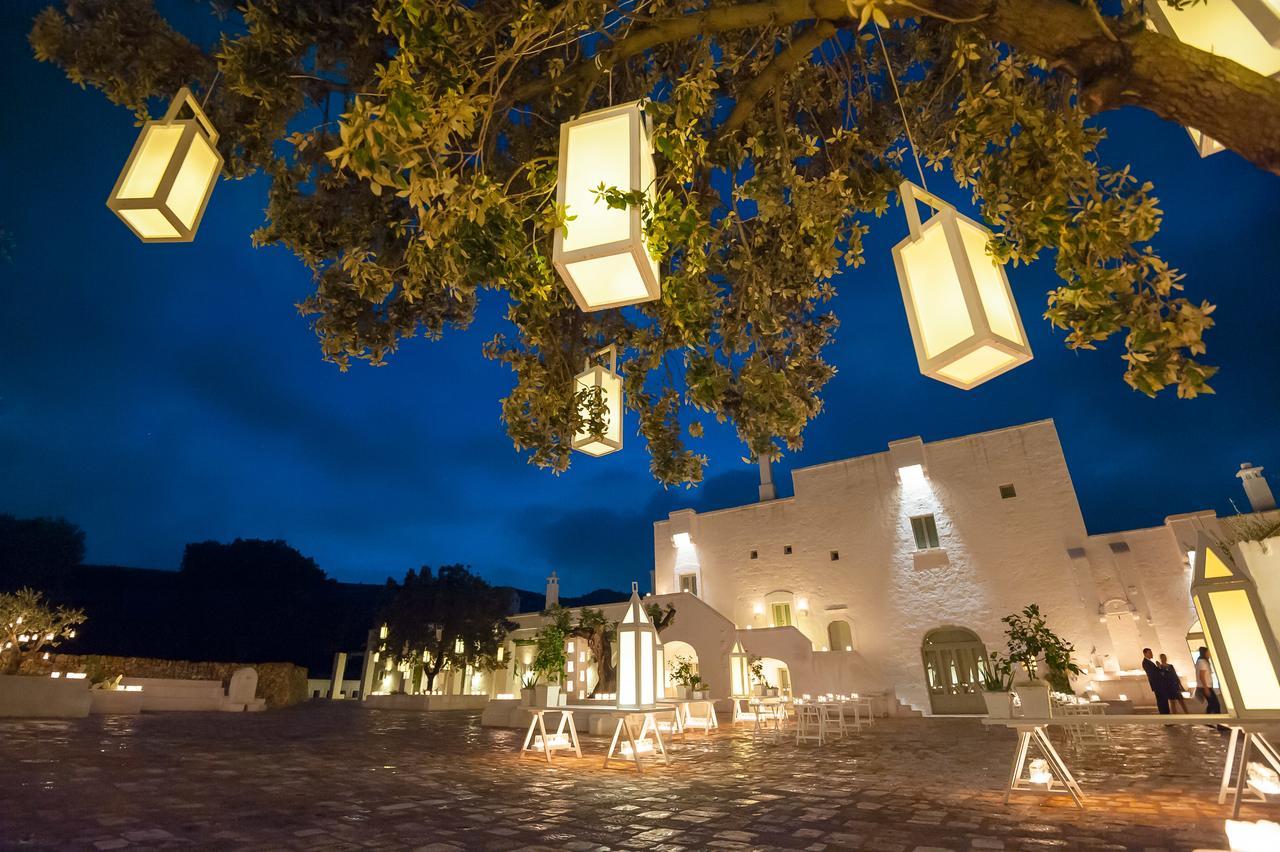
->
[783, 545, 793, 555]
[749, 550, 758, 559]
[999, 483, 1017, 499]
[830, 551, 840, 561]
[911, 514, 940, 551]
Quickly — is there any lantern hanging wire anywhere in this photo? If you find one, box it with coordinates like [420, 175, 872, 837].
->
[874, 22, 928, 192]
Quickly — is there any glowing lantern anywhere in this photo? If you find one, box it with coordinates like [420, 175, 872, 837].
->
[1028, 758, 1053, 788]
[107, 88, 222, 242]
[1190, 533, 1280, 717]
[654, 633, 667, 700]
[729, 641, 750, 698]
[573, 344, 623, 456]
[552, 101, 660, 311]
[1145, 0, 1280, 156]
[617, 582, 657, 710]
[891, 181, 1032, 390]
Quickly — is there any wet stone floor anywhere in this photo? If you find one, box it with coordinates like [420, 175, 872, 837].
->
[0, 703, 1261, 851]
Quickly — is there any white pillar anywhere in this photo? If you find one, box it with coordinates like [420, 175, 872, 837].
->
[329, 652, 348, 699]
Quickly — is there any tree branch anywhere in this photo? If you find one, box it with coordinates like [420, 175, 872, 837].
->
[723, 20, 841, 134]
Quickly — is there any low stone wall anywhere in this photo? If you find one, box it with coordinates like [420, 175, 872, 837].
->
[363, 694, 490, 712]
[22, 655, 308, 709]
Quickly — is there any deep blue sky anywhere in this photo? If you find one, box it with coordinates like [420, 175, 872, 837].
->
[2, 3, 1278, 594]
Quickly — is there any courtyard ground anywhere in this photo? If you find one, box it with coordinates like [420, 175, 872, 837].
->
[0, 703, 1257, 850]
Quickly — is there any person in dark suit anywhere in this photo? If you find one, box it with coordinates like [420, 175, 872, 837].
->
[1142, 647, 1170, 714]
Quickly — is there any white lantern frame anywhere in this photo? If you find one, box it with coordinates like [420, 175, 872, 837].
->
[891, 181, 1032, 391]
[552, 101, 661, 312]
[1190, 533, 1280, 718]
[572, 344, 624, 457]
[106, 87, 223, 242]
[729, 640, 750, 698]
[617, 582, 659, 710]
[1145, 0, 1280, 156]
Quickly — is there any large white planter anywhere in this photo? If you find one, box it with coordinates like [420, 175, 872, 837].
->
[982, 690, 1012, 718]
[533, 684, 560, 708]
[520, 687, 536, 707]
[0, 675, 91, 718]
[1013, 683, 1051, 719]
[89, 689, 144, 715]
[672, 684, 689, 700]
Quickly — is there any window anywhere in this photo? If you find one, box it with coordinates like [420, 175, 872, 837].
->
[679, 573, 699, 597]
[771, 602, 793, 627]
[999, 483, 1016, 499]
[830, 550, 839, 561]
[749, 550, 758, 559]
[783, 545, 793, 555]
[911, 514, 940, 550]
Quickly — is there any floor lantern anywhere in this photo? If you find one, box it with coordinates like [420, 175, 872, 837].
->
[1190, 533, 1280, 717]
[107, 87, 223, 242]
[552, 101, 660, 312]
[572, 344, 623, 457]
[729, 641, 750, 698]
[891, 181, 1032, 390]
[1145, 0, 1280, 156]
[617, 582, 658, 710]
[654, 633, 667, 700]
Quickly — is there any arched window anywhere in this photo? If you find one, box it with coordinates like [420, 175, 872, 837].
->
[827, 619, 854, 652]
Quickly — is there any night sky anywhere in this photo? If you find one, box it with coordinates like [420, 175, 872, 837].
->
[2, 2, 1278, 595]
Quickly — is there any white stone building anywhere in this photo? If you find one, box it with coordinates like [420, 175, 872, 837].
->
[641, 419, 1277, 714]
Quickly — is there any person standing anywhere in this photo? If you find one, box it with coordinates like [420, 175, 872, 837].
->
[1143, 648, 1170, 714]
[1196, 646, 1223, 714]
[1159, 653, 1190, 713]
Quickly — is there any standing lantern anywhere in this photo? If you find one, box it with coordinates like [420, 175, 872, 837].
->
[573, 344, 623, 456]
[107, 88, 223, 242]
[1145, 0, 1280, 156]
[891, 181, 1032, 390]
[617, 582, 658, 710]
[552, 101, 660, 311]
[654, 632, 667, 700]
[729, 641, 750, 698]
[1190, 533, 1280, 717]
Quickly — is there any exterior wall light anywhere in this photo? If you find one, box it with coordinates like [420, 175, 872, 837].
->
[572, 344, 623, 456]
[552, 101, 660, 311]
[107, 87, 223, 242]
[892, 181, 1032, 390]
[796, 598, 810, 615]
[617, 582, 658, 710]
[1146, 0, 1280, 156]
[1190, 533, 1280, 717]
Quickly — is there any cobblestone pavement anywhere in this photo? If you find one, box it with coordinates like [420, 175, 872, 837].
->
[0, 703, 1256, 851]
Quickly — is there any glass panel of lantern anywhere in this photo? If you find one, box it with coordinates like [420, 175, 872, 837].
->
[654, 633, 666, 700]
[572, 345, 623, 456]
[1189, 532, 1280, 717]
[729, 641, 750, 698]
[1145, 0, 1280, 156]
[617, 582, 658, 710]
[891, 181, 1032, 390]
[552, 101, 660, 311]
[107, 88, 223, 242]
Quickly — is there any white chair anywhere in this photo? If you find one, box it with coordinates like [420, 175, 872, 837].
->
[795, 702, 825, 745]
[820, 702, 846, 739]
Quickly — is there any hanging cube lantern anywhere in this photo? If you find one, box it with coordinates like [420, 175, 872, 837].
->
[107, 88, 223, 242]
[891, 181, 1032, 390]
[729, 641, 750, 698]
[552, 101, 660, 312]
[1145, 0, 1280, 156]
[572, 344, 623, 456]
[1190, 533, 1280, 717]
[617, 582, 658, 710]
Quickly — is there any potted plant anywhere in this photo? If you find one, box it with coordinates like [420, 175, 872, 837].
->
[980, 651, 1013, 718]
[0, 589, 90, 719]
[688, 674, 709, 701]
[668, 656, 697, 700]
[1002, 604, 1080, 719]
[748, 656, 776, 697]
[531, 623, 566, 707]
[515, 668, 539, 706]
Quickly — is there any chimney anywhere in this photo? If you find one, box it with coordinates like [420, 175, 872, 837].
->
[758, 455, 776, 502]
[545, 571, 560, 609]
[1237, 463, 1277, 513]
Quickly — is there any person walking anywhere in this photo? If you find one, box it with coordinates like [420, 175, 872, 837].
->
[1143, 648, 1171, 714]
[1196, 646, 1223, 714]
[1159, 653, 1190, 713]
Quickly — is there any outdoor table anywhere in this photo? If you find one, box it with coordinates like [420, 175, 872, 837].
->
[661, 698, 718, 735]
[748, 697, 787, 742]
[518, 707, 582, 764]
[591, 708, 672, 773]
[845, 696, 874, 729]
[983, 713, 1280, 815]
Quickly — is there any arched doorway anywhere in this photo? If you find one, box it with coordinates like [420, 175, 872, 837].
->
[827, 619, 854, 652]
[663, 640, 698, 695]
[756, 656, 792, 697]
[921, 627, 988, 714]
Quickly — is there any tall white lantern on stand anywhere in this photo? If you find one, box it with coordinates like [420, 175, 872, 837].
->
[1145, 0, 1280, 156]
[1190, 533, 1280, 717]
[891, 181, 1032, 390]
[729, 641, 751, 698]
[552, 101, 660, 312]
[572, 345, 623, 456]
[107, 87, 223, 242]
[617, 582, 658, 710]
